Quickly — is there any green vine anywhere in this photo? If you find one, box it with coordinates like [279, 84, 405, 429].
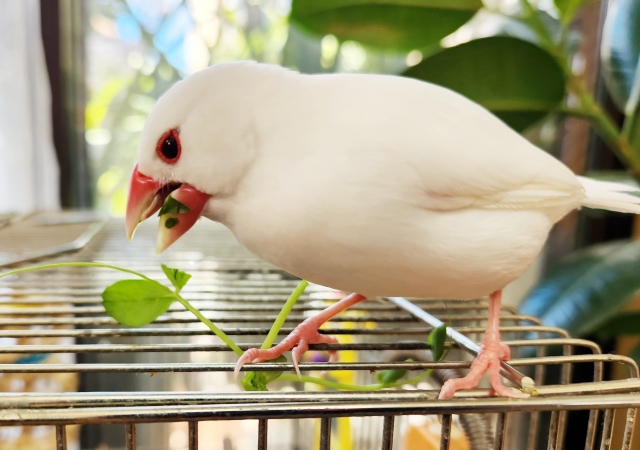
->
[0, 263, 448, 392]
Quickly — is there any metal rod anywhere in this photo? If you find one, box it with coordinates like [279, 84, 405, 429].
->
[0, 324, 568, 338]
[548, 411, 559, 450]
[258, 419, 268, 450]
[4, 394, 640, 425]
[439, 415, 452, 450]
[0, 379, 639, 407]
[55, 424, 67, 450]
[189, 421, 198, 450]
[0, 353, 633, 374]
[126, 423, 137, 450]
[381, 416, 394, 450]
[599, 410, 613, 450]
[319, 417, 331, 450]
[387, 297, 530, 390]
[494, 413, 507, 450]
[621, 407, 636, 450]
[585, 409, 599, 450]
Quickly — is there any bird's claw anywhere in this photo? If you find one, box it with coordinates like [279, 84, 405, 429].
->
[438, 339, 528, 400]
[233, 318, 340, 381]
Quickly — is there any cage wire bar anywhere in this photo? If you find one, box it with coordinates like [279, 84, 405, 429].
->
[0, 214, 637, 450]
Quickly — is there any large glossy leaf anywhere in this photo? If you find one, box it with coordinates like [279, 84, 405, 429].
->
[601, 0, 640, 111]
[519, 240, 640, 337]
[403, 37, 566, 132]
[290, 0, 483, 51]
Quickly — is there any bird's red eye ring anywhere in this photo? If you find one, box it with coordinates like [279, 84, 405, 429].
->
[156, 129, 181, 164]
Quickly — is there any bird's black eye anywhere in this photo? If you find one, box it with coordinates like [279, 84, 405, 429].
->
[156, 129, 181, 164]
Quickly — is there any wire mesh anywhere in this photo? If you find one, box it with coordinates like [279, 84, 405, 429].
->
[0, 214, 637, 450]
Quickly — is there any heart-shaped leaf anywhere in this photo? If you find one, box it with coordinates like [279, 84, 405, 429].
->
[161, 264, 192, 293]
[403, 37, 566, 131]
[102, 279, 175, 327]
[601, 0, 640, 111]
[290, 0, 483, 51]
[519, 240, 640, 337]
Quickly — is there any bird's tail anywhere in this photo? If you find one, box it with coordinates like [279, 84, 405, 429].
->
[578, 176, 640, 214]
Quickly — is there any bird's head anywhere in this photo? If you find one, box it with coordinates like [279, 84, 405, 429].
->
[125, 63, 261, 253]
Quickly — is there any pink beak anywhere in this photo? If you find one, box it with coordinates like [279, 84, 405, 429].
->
[125, 164, 211, 254]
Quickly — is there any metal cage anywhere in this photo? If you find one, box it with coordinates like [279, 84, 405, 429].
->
[0, 213, 637, 450]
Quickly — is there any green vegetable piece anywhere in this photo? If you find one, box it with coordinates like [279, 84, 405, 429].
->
[428, 324, 447, 361]
[376, 368, 407, 385]
[165, 217, 179, 229]
[102, 279, 175, 327]
[161, 264, 192, 293]
[158, 196, 191, 216]
[241, 355, 287, 391]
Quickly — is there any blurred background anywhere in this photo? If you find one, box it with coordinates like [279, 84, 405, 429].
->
[2, 0, 640, 448]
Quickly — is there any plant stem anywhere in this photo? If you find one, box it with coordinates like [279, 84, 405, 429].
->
[518, 0, 640, 178]
[278, 369, 434, 391]
[0, 262, 154, 282]
[261, 280, 308, 350]
[173, 294, 244, 356]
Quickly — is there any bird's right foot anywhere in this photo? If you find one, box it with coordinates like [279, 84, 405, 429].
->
[234, 317, 340, 379]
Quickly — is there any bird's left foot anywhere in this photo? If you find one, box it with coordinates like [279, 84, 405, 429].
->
[234, 292, 368, 380]
[234, 317, 339, 379]
[439, 290, 529, 399]
[438, 334, 527, 399]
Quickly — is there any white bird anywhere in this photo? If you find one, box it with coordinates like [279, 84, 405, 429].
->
[125, 61, 640, 398]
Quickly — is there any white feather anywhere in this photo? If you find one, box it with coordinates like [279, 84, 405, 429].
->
[137, 62, 638, 300]
[578, 176, 640, 213]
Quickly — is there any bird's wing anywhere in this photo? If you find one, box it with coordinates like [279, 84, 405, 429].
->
[388, 82, 584, 212]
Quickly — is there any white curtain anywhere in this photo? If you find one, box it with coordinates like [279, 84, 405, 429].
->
[0, 0, 60, 213]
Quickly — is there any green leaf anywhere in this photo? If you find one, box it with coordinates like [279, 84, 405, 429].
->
[428, 324, 447, 361]
[376, 368, 407, 384]
[290, 0, 483, 52]
[622, 57, 640, 155]
[241, 356, 287, 391]
[597, 311, 640, 338]
[601, 0, 640, 111]
[161, 264, 192, 293]
[102, 280, 175, 327]
[519, 240, 640, 337]
[403, 37, 566, 132]
[158, 196, 190, 216]
[554, 0, 597, 25]
[165, 217, 179, 229]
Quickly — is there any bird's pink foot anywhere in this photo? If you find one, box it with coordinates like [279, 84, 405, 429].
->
[234, 293, 368, 380]
[234, 319, 339, 379]
[438, 290, 528, 400]
[438, 334, 526, 399]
